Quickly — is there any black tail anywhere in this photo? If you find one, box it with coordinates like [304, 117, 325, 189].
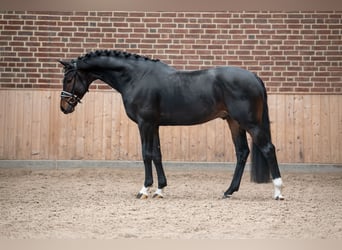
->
[251, 76, 271, 183]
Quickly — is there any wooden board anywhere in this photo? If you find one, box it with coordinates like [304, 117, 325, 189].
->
[0, 89, 341, 164]
[303, 95, 313, 162]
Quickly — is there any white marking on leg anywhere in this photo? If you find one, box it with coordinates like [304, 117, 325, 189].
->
[273, 177, 284, 200]
[139, 186, 150, 196]
[153, 188, 164, 198]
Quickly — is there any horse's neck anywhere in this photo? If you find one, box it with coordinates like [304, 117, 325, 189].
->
[81, 57, 139, 93]
[80, 55, 171, 93]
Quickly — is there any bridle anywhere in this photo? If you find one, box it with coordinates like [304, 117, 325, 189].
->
[60, 90, 82, 105]
[60, 74, 83, 106]
[60, 62, 88, 106]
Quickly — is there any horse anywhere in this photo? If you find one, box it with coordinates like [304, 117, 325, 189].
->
[59, 50, 284, 200]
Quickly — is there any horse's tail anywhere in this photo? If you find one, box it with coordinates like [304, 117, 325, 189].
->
[251, 76, 271, 183]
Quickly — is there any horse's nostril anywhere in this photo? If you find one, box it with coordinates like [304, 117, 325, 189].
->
[60, 103, 75, 114]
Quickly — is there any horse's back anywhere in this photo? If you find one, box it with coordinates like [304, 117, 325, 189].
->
[214, 67, 263, 94]
[172, 66, 264, 96]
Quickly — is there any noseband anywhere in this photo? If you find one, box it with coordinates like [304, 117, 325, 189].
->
[60, 90, 82, 105]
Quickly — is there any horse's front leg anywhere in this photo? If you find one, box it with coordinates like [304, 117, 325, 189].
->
[136, 123, 167, 199]
[137, 123, 154, 199]
[151, 127, 167, 198]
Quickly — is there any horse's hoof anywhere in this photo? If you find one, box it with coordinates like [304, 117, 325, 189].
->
[222, 194, 232, 199]
[152, 188, 164, 199]
[152, 193, 163, 199]
[137, 193, 148, 199]
[275, 195, 285, 200]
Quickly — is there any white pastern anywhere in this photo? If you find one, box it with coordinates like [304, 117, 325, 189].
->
[153, 188, 164, 198]
[273, 177, 284, 200]
[139, 186, 150, 196]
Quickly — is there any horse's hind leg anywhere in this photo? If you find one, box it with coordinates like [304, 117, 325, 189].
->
[223, 119, 250, 198]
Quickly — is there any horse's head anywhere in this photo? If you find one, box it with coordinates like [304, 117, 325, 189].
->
[59, 60, 90, 114]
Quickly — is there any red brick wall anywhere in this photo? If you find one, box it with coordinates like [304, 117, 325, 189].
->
[0, 10, 341, 94]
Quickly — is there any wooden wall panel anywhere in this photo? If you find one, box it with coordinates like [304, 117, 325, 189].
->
[0, 89, 341, 164]
[0, 91, 6, 158]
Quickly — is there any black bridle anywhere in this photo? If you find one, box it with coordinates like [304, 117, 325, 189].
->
[60, 63, 88, 107]
[60, 90, 82, 105]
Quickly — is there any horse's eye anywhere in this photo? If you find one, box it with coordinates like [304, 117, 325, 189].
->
[66, 76, 74, 82]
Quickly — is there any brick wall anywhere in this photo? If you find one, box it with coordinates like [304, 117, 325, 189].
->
[0, 10, 341, 94]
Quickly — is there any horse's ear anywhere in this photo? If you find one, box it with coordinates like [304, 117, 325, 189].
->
[58, 60, 70, 67]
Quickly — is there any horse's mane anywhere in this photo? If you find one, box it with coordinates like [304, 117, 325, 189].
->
[76, 50, 160, 63]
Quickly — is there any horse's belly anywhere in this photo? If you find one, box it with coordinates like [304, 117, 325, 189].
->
[158, 107, 227, 126]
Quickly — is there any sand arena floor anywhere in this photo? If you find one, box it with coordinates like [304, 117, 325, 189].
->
[0, 165, 341, 239]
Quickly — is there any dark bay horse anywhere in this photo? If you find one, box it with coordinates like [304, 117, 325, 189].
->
[59, 50, 284, 200]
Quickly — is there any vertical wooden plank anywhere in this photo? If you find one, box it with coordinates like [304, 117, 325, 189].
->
[31, 91, 41, 160]
[111, 93, 121, 159]
[15, 91, 24, 159]
[206, 120, 216, 162]
[267, 95, 280, 163]
[180, 126, 190, 161]
[269, 95, 283, 164]
[275, 95, 286, 163]
[74, 92, 85, 160]
[222, 119, 232, 163]
[188, 124, 197, 161]
[173, 126, 183, 161]
[214, 118, 226, 161]
[48, 90, 60, 160]
[40, 91, 51, 159]
[84, 92, 95, 159]
[68, 104, 79, 159]
[164, 126, 178, 161]
[338, 96, 342, 164]
[7, 90, 17, 159]
[285, 95, 295, 163]
[293, 95, 304, 163]
[197, 123, 207, 162]
[311, 95, 321, 163]
[227, 119, 236, 163]
[23, 91, 33, 159]
[268, 95, 277, 147]
[329, 95, 340, 163]
[58, 96, 68, 160]
[320, 95, 331, 162]
[0, 91, 6, 158]
[103, 92, 113, 160]
[159, 126, 168, 160]
[57, 92, 66, 159]
[93, 92, 104, 159]
[303, 95, 313, 162]
[119, 97, 129, 160]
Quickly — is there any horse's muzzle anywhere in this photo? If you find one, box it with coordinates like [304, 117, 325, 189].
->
[60, 100, 75, 114]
